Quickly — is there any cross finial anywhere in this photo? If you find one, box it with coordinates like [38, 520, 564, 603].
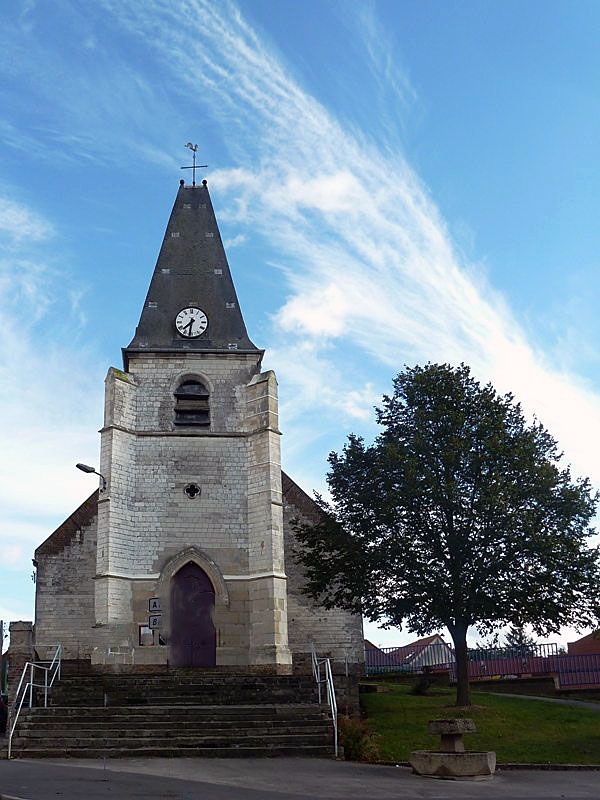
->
[181, 143, 208, 187]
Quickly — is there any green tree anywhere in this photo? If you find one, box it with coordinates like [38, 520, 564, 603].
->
[503, 624, 537, 654]
[295, 363, 600, 706]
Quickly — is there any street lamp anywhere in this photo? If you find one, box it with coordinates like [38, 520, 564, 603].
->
[76, 463, 107, 491]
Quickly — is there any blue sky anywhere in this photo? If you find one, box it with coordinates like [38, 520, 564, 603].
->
[1, 0, 599, 651]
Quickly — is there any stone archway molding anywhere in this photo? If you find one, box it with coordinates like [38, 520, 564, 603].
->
[158, 547, 230, 608]
[170, 370, 214, 396]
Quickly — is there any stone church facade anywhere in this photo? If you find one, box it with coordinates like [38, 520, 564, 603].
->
[32, 179, 364, 674]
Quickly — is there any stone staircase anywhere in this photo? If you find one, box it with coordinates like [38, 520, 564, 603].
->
[9, 672, 335, 758]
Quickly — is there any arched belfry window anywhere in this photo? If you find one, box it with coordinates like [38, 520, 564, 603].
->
[174, 380, 210, 427]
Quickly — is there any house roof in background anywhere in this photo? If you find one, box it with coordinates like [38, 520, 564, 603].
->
[364, 633, 451, 661]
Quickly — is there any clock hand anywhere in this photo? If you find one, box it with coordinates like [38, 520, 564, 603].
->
[183, 318, 195, 335]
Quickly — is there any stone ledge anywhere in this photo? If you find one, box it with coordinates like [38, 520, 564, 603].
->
[410, 750, 496, 779]
[428, 718, 476, 736]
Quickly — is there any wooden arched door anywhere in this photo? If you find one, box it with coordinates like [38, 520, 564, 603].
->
[170, 561, 216, 667]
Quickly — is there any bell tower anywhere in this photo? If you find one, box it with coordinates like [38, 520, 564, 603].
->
[93, 178, 292, 669]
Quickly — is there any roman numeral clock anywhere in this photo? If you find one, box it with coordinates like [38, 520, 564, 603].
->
[175, 306, 208, 338]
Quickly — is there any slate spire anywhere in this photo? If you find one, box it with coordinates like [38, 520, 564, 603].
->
[124, 180, 259, 367]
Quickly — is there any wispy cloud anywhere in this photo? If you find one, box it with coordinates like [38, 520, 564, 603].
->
[349, 1, 417, 141]
[0, 192, 103, 573]
[0, 5, 185, 170]
[0, 196, 55, 242]
[0, 0, 595, 648]
[95, 0, 600, 495]
[224, 233, 247, 249]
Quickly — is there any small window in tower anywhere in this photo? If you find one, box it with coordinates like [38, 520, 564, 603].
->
[171, 232, 180, 238]
[148, 301, 158, 308]
[174, 380, 210, 427]
[214, 268, 222, 275]
[228, 343, 238, 350]
[225, 302, 235, 309]
[183, 203, 192, 209]
[161, 268, 170, 274]
[200, 203, 207, 209]
[205, 232, 214, 239]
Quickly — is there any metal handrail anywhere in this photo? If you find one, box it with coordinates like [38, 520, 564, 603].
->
[324, 658, 338, 756]
[310, 643, 338, 758]
[8, 644, 62, 759]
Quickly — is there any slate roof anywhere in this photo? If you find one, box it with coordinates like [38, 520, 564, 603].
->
[35, 490, 99, 558]
[123, 180, 260, 368]
[281, 471, 323, 524]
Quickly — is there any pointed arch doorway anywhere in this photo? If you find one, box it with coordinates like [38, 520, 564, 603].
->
[170, 561, 216, 667]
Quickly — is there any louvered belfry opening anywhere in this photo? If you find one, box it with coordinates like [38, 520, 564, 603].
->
[174, 380, 210, 427]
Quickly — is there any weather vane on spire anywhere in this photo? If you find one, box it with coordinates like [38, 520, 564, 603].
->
[181, 143, 208, 186]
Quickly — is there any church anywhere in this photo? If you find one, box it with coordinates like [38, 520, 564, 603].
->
[31, 177, 364, 675]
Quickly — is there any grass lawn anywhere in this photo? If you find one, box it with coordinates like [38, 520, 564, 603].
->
[360, 682, 600, 764]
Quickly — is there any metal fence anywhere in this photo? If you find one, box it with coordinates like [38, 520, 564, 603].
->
[365, 643, 454, 675]
[365, 641, 600, 688]
[556, 653, 600, 688]
[463, 643, 559, 680]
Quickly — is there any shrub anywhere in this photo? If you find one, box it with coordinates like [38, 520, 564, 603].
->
[410, 675, 434, 695]
[338, 714, 380, 761]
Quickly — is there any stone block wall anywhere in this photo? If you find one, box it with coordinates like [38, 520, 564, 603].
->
[128, 352, 260, 432]
[33, 351, 365, 675]
[34, 492, 99, 660]
[90, 353, 294, 669]
[282, 473, 364, 670]
[245, 370, 291, 668]
[98, 354, 262, 578]
[6, 622, 35, 735]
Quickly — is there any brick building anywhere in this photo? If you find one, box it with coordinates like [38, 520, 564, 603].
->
[32, 179, 363, 674]
[568, 631, 600, 656]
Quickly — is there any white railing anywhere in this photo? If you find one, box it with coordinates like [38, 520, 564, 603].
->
[310, 643, 338, 758]
[8, 644, 62, 759]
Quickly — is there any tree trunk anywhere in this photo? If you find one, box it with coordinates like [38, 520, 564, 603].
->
[448, 622, 471, 707]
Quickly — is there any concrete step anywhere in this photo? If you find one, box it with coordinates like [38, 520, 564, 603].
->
[13, 673, 335, 759]
[54, 673, 316, 681]
[48, 690, 318, 706]
[8, 744, 334, 758]
[12, 702, 333, 759]
[51, 683, 318, 691]
[50, 680, 317, 688]
[19, 704, 325, 720]
[99, 680, 317, 685]
[50, 696, 318, 707]
[19, 720, 330, 739]
[19, 718, 326, 732]
[12, 732, 330, 747]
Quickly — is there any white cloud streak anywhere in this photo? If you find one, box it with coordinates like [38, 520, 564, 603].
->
[0, 193, 103, 572]
[0, 197, 55, 242]
[223, 233, 247, 250]
[0, 0, 596, 645]
[0, 5, 185, 170]
[96, 0, 600, 493]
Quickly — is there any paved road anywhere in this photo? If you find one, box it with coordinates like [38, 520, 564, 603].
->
[1, 758, 600, 800]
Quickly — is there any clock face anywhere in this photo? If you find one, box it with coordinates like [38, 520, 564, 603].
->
[175, 307, 208, 338]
